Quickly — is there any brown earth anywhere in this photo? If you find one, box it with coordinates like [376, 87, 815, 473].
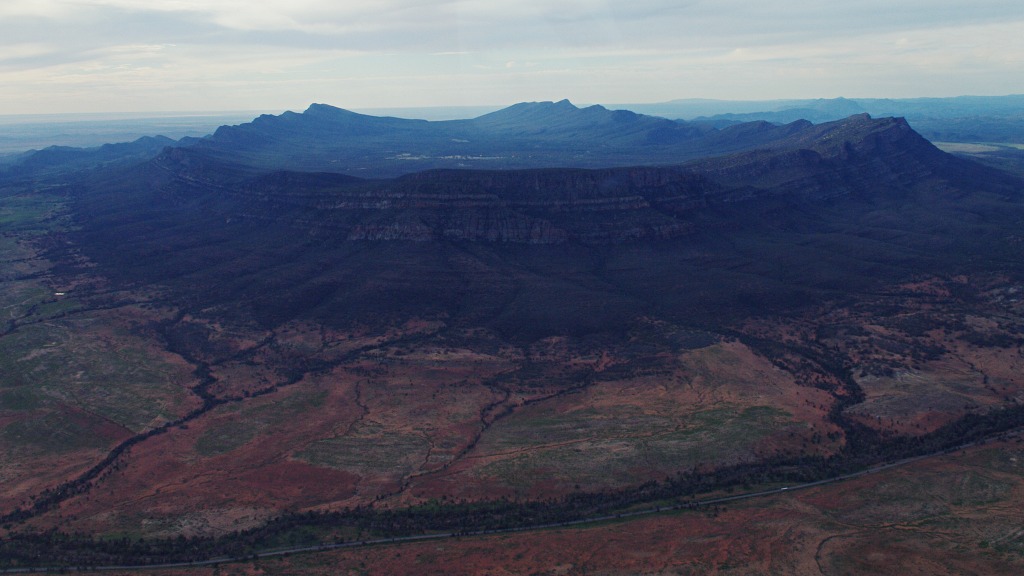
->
[740, 274, 1024, 435]
[7, 230, 1024, 541]
[19, 332, 837, 537]
[5, 189, 1024, 574]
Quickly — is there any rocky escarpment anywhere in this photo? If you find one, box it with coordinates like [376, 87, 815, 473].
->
[229, 166, 717, 243]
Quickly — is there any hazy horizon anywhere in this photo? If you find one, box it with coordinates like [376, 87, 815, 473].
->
[2, 92, 1023, 121]
[3, 93, 1024, 154]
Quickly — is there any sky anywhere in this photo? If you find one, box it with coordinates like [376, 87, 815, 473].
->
[1, 0, 1023, 114]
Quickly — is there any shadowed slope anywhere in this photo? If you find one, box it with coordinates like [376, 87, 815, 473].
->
[62, 114, 1024, 338]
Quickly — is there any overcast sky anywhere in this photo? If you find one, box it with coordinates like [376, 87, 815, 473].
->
[1, 0, 1023, 114]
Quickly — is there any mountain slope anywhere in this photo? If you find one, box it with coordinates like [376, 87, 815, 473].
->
[0, 135, 176, 181]
[62, 114, 1024, 337]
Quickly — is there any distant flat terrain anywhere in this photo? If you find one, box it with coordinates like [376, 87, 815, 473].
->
[0, 112, 272, 153]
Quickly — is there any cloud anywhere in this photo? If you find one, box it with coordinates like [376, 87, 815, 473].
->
[0, 0, 1022, 112]
[0, 43, 57, 62]
[7, 1, 1024, 52]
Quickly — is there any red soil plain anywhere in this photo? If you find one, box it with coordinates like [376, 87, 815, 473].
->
[77, 439, 1024, 575]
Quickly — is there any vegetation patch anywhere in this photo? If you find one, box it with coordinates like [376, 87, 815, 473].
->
[0, 193, 64, 232]
[297, 426, 430, 478]
[0, 388, 42, 411]
[195, 388, 329, 457]
[475, 404, 793, 491]
[1, 412, 111, 454]
[0, 319, 195, 432]
[195, 419, 259, 457]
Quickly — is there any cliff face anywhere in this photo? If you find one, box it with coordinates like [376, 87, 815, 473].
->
[229, 166, 714, 244]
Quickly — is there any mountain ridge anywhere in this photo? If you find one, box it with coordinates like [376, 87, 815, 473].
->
[1, 100, 956, 184]
[182, 100, 838, 177]
[58, 110, 1024, 336]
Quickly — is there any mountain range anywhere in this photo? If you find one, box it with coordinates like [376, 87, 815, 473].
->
[187, 100, 819, 176]
[3, 100, 1024, 572]
[62, 106, 1020, 335]
[0, 100, 844, 181]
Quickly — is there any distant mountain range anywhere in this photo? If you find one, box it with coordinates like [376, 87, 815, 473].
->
[620, 94, 1024, 121]
[619, 95, 1024, 144]
[0, 100, 863, 181]
[3, 94, 1021, 158]
[187, 100, 812, 177]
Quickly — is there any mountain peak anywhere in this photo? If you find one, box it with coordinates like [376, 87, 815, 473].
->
[305, 102, 342, 114]
[471, 100, 658, 133]
[301, 102, 373, 120]
[304, 102, 356, 115]
[473, 99, 580, 122]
